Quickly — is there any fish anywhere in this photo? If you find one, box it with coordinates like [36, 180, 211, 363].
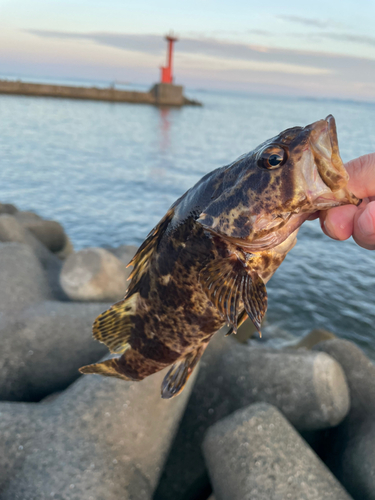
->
[80, 115, 360, 399]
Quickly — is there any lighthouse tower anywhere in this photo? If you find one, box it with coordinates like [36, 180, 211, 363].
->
[150, 32, 184, 106]
[160, 35, 178, 84]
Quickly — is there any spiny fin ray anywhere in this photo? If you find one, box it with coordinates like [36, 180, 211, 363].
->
[200, 257, 267, 334]
[226, 309, 248, 336]
[126, 208, 174, 295]
[80, 357, 131, 381]
[92, 294, 138, 354]
[161, 345, 207, 399]
[243, 273, 267, 332]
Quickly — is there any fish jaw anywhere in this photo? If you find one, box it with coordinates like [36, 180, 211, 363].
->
[301, 115, 360, 210]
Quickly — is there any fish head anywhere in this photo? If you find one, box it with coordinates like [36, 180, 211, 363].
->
[198, 115, 360, 251]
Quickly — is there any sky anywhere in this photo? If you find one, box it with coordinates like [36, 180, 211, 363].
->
[1, 0, 375, 101]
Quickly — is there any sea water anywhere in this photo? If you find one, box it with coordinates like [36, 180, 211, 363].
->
[0, 86, 374, 356]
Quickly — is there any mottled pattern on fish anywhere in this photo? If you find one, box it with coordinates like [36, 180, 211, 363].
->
[80, 116, 360, 398]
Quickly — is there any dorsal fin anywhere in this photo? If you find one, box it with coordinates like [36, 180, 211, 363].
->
[200, 256, 267, 333]
[126, 208, 174, 296]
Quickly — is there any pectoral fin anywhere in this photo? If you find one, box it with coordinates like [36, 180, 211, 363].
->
[161, 345, 207, 399]
[242, 272, 267, 332]
[200, 257, 267, 333]
[225, 309, 248, 336]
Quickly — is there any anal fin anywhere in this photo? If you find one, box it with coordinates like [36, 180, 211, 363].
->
[161, 345, 207, 399]
[200, 256, 267, 334]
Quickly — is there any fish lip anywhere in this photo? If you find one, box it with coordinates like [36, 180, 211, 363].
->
[325, 114, 338, 153]
[308, 115, 361, 207]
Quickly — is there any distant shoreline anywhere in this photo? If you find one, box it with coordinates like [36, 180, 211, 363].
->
[0, 79, 201, 107]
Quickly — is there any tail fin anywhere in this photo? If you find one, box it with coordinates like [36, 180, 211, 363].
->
[92, 293, 138, 354]
[80, 293, 138, 380]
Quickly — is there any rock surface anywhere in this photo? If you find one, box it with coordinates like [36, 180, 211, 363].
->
[60, 247, 130, 301]
[0, 214, 29, 243]
[0, 366, 196, 500]
[14, 210, 41, 224]
[0, 216, 67, 299]
[0, 242, 53, 316]
[24, 219, 67, 252]
[0, 300, 110, 401]
[55, 235, 74, 259]
[314, 339, 375, 500]
[0, 202, 18, 215]
[203, 402, 353, 500]
[154, 334, 350, 500]
[292, 328, 337, 350]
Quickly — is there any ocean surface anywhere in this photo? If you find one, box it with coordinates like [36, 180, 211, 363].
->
[0, 80, 374, 357]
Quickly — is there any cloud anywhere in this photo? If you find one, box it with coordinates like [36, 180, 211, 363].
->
[178, 53, 330, 75]
[319, 32, 375, 47]
[25, 29, 375, 72]
[18, 29, 375, 101]
[276, 15, 330, 28]
[275, 16, 375, 48]
[27, 30, 166, 56]
[25, 29, 333, 71]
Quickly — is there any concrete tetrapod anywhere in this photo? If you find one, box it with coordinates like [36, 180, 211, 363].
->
[314, 339, 375, 500]
[203, 403, 353, 500]
[154, 335, 350, 500]
[60, 248, 130, 302]
[0, 242, 53, 316]
[0, 367, 196, 500]
[0, 300, 110, 401]
[19, 219, 67, 253]
[0, 217, 67, 300]
[0, 202, 17, 215]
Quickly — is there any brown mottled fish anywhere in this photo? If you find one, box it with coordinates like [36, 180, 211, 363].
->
[80, 115, 360, 399]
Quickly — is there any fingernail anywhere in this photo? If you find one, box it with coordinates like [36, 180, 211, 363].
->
[358, 208, 375, 237]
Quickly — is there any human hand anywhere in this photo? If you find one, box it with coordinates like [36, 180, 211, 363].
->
[320, 153, 375, 250]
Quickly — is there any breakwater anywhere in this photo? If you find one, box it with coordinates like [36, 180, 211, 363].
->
[0, 80, 201, 106]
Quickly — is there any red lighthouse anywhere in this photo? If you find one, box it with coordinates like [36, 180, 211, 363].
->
[160, 34, 178, 84]
[150, 33, 200, 106]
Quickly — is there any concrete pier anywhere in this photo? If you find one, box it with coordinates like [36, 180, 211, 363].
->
[0, 80, 201, 107]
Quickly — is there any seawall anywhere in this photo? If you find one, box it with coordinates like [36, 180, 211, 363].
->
[0, 80, 201, 107]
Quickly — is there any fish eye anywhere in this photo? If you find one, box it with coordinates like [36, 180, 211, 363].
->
[268, 154, 283, 167]
[257, 146, 287, 170]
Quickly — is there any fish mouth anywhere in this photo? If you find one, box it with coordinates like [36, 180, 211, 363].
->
[307, 115, 360, 208]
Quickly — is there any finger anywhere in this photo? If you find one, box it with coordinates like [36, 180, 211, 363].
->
[345, 153, 375, 199]
[319, 204, 357, 241]
[353, 200, 375, 250]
